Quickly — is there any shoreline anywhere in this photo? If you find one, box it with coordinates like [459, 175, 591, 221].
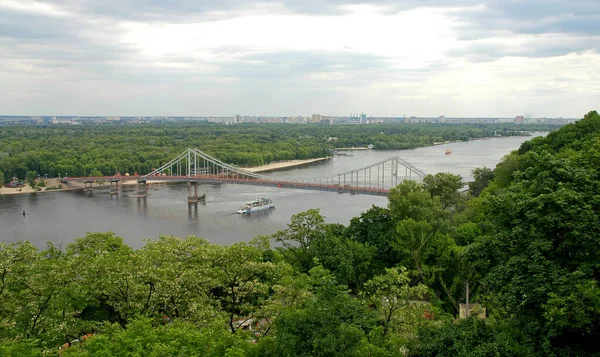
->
[0, 180, 167, 196]
[1, 133, 539, 196]
[244, 157, 331, 173]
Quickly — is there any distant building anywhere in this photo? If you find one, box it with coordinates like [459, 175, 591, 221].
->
[459, 303, 486, 319]
[439, 115, 446, 123]
[514, 115, 525, 124]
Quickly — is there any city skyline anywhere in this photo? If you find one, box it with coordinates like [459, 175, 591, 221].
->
[1, 0, 598, 118]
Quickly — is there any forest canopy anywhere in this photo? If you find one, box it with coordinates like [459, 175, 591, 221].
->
[0, 122, 555, 183]
[1, 112, 598, 356]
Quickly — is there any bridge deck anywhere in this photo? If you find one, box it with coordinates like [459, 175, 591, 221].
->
[63, 176, 391, 196]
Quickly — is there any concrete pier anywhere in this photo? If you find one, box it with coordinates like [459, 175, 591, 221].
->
[109, 179, 119, 195]
[134, 179, 148, 197]
[83, 180, 94, 192]
[187, 180, 199, 203]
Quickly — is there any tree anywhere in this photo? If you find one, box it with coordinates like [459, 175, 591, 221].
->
[209, 242, 290, 333]
[271, 209, 326, 272]
[26, 170, 37, 188]
[312, 229, 375, 292]
[60, 317, 252, 356]
[0, 170, 4, 186]
[347, 206, 398, 271]
[422, 172, 463, 209]
[254, 265, 379, 357]
[393, 219, 454, 285]
[361, 267, 428, 338]
[468, 167, 494, 197]
[409, 318, 535, 357]
[64, 232, 141, 327]
[388, 181, 445, 223]
[470, 112, 600, 354]
[136, 235, 214, 322]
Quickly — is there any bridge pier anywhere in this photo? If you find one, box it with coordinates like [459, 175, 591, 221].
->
[83, 180, 93, 192]
[109, 179, 120, 195]
[187, 180, 199, 203]
[136, 179, 148, 197]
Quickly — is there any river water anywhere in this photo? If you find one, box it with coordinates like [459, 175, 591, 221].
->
[0, 135, 538, 248]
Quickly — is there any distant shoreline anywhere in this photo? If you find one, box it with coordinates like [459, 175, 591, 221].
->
[0, 159, 332, 196]
[244, 157, 331, 173]
[0, 180, 166, 196]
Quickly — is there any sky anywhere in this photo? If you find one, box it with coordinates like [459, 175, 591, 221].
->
[0, 0, 598, 117]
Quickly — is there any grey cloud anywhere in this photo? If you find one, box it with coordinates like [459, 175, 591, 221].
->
[442, 0, 600, 60]
[447, 38, 599, 62]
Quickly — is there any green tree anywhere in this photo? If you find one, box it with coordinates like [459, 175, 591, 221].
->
[254, 265, 379, 357]
[209, 242, 290, 333]
[61, 317, 252, 357]
[470, 111, 600, 354]
[409, 318, 535, 357]
[0, 170, 4, 186]
[313, 228, 375, 292]
[361, 267, 428, 338]
[422, 172, 463, 209]
[136, 235, 214, 322]
[468, 167, 494, 197]
[26, 170, 37, 188]
[271, 209, 327, 272]
[388, 181, 445, 223]
[347, 206, 398, 271]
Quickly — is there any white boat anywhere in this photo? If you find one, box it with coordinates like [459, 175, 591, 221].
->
[237, 198, 275, 214]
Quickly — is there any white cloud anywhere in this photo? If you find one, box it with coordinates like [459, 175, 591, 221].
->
[0, 0, 71, 17]
[119, 6, 456, 69]
[0, 0, 598, 117]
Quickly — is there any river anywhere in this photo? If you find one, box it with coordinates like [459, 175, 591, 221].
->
[0, 135, 539, 248]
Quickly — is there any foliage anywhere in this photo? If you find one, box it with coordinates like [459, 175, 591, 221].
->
[61, 317, 252, 357]
[0, 122, 549, 181]
[361, 267, 429, 339]
[0, 339, 42, 357]
[422, 172, 463, 209]
[347, 206, 398, 272]
[26, 170, 37, 188]
[468, 167, 494, 197]
[409, 318, 535, 357]
[470, 110, 600, 355]
[253, 265, 379, 357]
[272, 209, 326, 272]
[2, 112, 599, 355]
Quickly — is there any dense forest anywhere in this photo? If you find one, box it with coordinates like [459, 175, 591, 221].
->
[0, 122, 557, 184]
[1, 112, 598, 356]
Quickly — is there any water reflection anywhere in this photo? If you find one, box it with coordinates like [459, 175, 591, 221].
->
[238, 209, 275, 220]
[137, 197, 147, 214]
[188, 202, 198, 219]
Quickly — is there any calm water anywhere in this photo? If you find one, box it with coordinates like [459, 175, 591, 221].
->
[0, 135, 537, 248]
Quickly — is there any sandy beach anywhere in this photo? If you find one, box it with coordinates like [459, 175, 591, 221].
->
[0, 179, 159, 196]
[244, 157, 331, 173]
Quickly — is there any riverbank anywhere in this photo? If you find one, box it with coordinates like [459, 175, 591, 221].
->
[0, 185, 81, 195]
[335, 147, 370, 151]
[244, 157, 331, 173]
[0, 159, 331, 195]
[0, 179, 169, 196]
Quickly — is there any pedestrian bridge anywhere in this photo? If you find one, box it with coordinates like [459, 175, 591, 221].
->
[64, 148, 426, 198]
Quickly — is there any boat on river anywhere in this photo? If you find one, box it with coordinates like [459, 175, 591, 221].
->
[237, 198, 275, 214]
[445, 149, 452, 154]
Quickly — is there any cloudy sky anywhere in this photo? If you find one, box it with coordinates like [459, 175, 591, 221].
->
[0, 0, 598, 117]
